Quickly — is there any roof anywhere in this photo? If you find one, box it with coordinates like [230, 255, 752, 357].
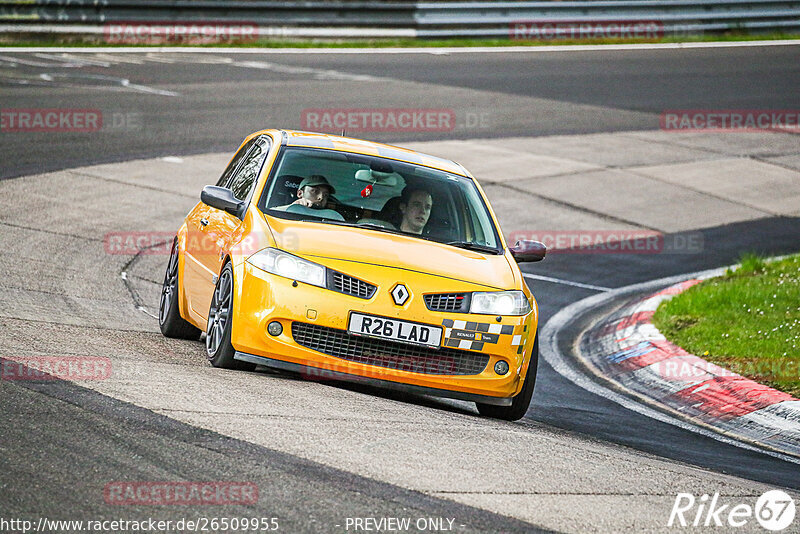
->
[277, 130, 469, 177]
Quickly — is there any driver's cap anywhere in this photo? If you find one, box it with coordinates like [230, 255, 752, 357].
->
[298, 175, 335, 194]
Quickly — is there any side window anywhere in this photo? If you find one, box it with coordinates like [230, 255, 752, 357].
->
[216, 138, 256, 187]
[229, 136, 271, 202]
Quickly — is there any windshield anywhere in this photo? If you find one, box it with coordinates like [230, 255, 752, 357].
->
[258, 147, 501, 251]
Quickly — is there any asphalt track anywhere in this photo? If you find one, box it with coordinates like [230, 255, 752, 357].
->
[1, 45, 800, 532]
[2, 44, 799, 179]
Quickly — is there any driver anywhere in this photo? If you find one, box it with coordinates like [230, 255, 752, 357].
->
[398, 187, 433, 235]
[274, 175, 335, 210]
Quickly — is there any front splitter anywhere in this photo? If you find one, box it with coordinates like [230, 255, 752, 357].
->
[234, 351, 513, 406]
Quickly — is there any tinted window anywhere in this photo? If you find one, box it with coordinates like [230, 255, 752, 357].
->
[229, 137, 271, 201]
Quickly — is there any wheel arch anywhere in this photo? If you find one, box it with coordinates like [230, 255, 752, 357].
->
[173, 230, 193, 325]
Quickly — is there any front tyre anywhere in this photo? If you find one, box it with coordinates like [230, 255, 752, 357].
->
[476, 332, 539, 421]
[159, 238, 202, 340]
[205, 262, 255, 371]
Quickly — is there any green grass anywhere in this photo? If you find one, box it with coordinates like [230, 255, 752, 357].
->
[653, 253, 800, 398]
[2, 32, 800, 48]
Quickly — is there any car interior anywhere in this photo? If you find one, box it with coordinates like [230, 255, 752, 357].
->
[259, 148, 499, 248]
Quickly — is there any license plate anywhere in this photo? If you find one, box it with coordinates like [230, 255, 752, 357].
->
[348, 313, 442, 348]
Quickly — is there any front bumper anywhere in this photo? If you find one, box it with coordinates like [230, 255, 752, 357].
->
[234, 351, 512, 406]
[230, 260, 537, 401]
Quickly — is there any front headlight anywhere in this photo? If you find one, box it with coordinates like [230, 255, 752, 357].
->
[247, 248, 326, 288]
[470, 290, 531, 316]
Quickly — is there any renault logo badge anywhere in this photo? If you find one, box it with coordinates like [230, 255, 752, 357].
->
[391, 284, 410, 306]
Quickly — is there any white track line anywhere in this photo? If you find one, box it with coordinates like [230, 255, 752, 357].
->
[522, 272, 611, 292]
[0, 40, 798, 55]
[0, 53, 85, 66]
[540, 266, 800, 465]
[137, 306, 159, 320]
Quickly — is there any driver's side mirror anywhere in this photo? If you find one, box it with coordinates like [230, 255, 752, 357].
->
[201, 186, 245, 218]
[510, 240, 546, 263]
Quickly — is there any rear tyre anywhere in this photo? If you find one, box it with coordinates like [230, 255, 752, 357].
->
[159, 238, 202, 340]
[205, 262, 255, 371]
[476, 332, 539, 421]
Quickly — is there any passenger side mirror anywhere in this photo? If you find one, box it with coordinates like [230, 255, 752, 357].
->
[510, 240, 546, 263]
[201, 186, 245, 218]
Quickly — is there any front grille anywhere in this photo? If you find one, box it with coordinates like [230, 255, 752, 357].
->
[330, 272, 376, 299]
[424, 293, 469, 313]
[291, 322, 489, 376]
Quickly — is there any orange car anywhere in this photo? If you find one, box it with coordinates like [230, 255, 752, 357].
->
[159, 130, 545, 420]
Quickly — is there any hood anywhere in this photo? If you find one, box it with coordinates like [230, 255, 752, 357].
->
[265, 215, 517, 290]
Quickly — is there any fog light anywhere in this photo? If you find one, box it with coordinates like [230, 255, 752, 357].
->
[494, 360, 509, 375]
[267, 321, 283, 336]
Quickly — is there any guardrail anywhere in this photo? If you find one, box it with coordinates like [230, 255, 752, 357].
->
[1, 0, 798, 39]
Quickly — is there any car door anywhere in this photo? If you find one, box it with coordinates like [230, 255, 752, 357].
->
[184, 137, 256, 319]
[190, 135, 272, 320]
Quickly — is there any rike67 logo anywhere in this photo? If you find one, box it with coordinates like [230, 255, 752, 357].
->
[669, 490, 796, 531]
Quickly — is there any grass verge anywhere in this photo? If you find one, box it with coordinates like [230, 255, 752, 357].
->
[653, 253, 800, 398]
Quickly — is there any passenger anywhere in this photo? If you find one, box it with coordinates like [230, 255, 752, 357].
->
[398, 187, 433, 235]
[275, 175, 335, 210]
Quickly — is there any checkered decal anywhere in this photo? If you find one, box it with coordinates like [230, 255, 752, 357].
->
[441, 319, 528, 353]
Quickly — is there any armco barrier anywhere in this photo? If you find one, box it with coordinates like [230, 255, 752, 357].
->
[1, 0, 799, 39]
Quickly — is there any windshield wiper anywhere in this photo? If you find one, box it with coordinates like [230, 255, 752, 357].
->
[320, 220, 405, 236]
[446, 241, 501, 254]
